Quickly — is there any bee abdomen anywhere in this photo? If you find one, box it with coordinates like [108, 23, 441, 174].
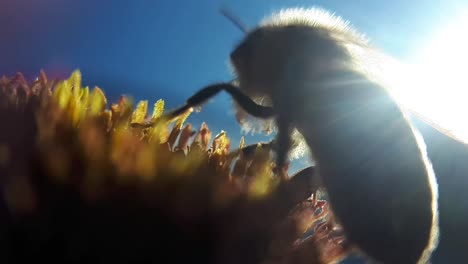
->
[297, 71, 439, 263]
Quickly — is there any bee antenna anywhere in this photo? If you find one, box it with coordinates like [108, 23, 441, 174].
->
[219, 6, 249, 34]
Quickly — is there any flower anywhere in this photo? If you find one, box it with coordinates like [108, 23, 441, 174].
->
[0, 70, 351, 264]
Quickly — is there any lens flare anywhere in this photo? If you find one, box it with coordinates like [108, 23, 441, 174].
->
[386, 11, 468, 143]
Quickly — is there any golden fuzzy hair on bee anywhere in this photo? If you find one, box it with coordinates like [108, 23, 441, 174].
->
[260, 7, 369, 45]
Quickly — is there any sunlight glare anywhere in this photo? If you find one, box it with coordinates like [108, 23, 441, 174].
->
[386, 11, 468, 143]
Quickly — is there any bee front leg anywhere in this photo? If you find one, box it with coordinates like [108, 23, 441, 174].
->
[137, 83, 276, 127]
[132, 83, 276, 128]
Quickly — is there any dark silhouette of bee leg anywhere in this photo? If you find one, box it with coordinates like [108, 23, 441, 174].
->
[133, 83, 275, 128]
[165, 83, 276, 120]
[275, 113, 294, 181]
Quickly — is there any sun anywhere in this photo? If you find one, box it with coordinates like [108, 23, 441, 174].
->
[385, 11, 468, 143]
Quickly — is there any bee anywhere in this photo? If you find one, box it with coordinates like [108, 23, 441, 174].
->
[157, 7, 439, 264]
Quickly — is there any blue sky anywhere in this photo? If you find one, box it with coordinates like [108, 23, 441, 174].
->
[1, 0, 467, 167]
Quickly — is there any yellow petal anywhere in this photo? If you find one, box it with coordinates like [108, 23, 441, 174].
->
[152, 99, 165, 119]
[212, 130, 230, 155]
[89, 86, 107, 116]
[53, 80, 71, 109]
[80, 86, 89, 103]
[131, 100, 148, 124]
[68, 70, 82, 99]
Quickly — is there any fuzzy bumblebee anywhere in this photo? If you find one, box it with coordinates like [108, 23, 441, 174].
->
[164, 7, 440, 264]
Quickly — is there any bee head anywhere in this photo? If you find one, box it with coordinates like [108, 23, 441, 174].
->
[230, 25, 350, 97]
[228, 7, 370, 98]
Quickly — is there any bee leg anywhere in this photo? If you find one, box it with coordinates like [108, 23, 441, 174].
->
[275, 114, 293, 180]
[187, 83, 276, 118]
[133, 82, 276, 127]
[163, 83, 276, 121]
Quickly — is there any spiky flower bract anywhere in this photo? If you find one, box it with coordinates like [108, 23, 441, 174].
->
[0, 70, 350, 263]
